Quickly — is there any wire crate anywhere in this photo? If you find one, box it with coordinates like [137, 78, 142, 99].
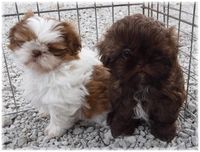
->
[1, 1, 198, 149]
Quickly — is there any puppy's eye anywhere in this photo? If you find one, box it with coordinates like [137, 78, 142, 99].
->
[121, 48, 131, 60]
[16, 40, 25, 46]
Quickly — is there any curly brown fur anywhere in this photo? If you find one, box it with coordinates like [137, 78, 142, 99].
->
[97, 14, 186, 141]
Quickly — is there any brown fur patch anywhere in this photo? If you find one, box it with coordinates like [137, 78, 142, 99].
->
[82, 65, 111, 119]
[63, 54, 79, 61]
[47, 22, 82, 61]
[58, 22, 81, 56]
[8, 21, 36, 50]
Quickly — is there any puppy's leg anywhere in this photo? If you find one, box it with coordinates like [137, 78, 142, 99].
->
[148, 98, 180, 141]
[38, 107, 49, 118]
[44, 106, 76, 138]
[45, 121, 66, 138]
[108, 97, 139, 138]
[150, 121, 176, 142]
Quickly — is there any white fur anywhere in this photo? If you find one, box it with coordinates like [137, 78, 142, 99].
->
[133, 88, 149, 122]
[21, 48, 102, 138]
[14, 40, 62, 72]
[26, 16, 63, 43]
[13, 16, 65, 72]
[133, 103, 148, 121]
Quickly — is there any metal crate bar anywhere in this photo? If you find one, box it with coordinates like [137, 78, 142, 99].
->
[142, 5, 198, 27]
[76, 2, 81, 35]
[94, 2, 98, 42]
[180, 50, 198, 61]
[112, 2, 114, 23]
[167, 2, 170, 27]
[163, 2, 166, 23]
[3, 108, 36, 116]
[36, 2, 40, 16]
[186, 2, 196, 104]
[2, 47, 18, 113]
[14, 2, 20, 21]
[181, 67, 197, 82]
[57, 2, 61, 21]
[156, 3, 159, 20]
[3, 3, 143, 17]
[177, 2, 182, 41]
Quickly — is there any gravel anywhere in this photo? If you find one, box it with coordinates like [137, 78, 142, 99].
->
[2, 2, 198, 150]
[3, 116, 13, 127]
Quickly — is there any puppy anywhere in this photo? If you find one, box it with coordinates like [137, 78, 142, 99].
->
[97, 14, 186, 141]
[8, 12, 111, 138]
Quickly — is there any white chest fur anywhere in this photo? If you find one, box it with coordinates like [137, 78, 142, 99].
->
[22, 48, 101, 120]
[133, 103, 148, 121]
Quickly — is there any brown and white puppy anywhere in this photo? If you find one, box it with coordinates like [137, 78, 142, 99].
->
[97, 14, 186, 141]
[8, 12, 111, 138]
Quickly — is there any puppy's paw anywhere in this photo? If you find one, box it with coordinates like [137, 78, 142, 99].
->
[150, 122, 176, 142]
[39, 112, 49, 118]
[45, 124, 66, 138]
[110, 116, 138, 138]
[38, 108, 49, 118]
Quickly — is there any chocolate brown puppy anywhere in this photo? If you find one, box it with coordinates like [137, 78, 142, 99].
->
[97, 14, 186, 141]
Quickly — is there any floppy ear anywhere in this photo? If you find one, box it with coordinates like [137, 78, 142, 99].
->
[60, 22, 81, 55]
[8, 11, 35, 51]
[167, 26, 179, 54]
[97, 40, 113, 67]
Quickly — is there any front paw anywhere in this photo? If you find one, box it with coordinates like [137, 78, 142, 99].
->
[110, 117, 138, 138]
[45, 123, 66, 138]
[38, 108, 49, 118]
[150, 122, 176, 142]
[39, 112, 49, 118]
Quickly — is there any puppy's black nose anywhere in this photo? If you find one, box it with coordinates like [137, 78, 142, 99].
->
[32, 50, 42, 57]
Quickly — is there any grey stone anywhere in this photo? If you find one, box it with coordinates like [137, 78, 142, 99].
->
[32, 129, 38, 136]
[30, 134, 37, 141]
[111, 141, 121, 149]
[187, 103, 196, 113]
[191, 136, 198, 146]
[176, 137, 183, 144]
[125, 136, 137, 143]
[138, 126, 144, 130]
[31, 141, 39, 147]
[3, 136, 12, 145]
[38, 131, 43, 136]
[119, 140, 130, 149]
[73, 128, 83, 135]
[148, 134, 155, 139]
[103, 130, 113, 144]
[177, 142, 186, 149]
[184, 129, 194, 135]
[138, 136, 146, 143]
[22, 128, 27, 133]
[86, 127, 94, 133]
[179, 132, 189, 138]
[140, 130, 146, 136]
[17, 137, 28, 147]
[144, 140, 152, 149]
[3, 116, 13, 127]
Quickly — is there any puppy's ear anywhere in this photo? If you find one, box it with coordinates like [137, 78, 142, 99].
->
[167, 26, 179, 53]
[97, 41, 113, 67]
[60, 22, 81, 55]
